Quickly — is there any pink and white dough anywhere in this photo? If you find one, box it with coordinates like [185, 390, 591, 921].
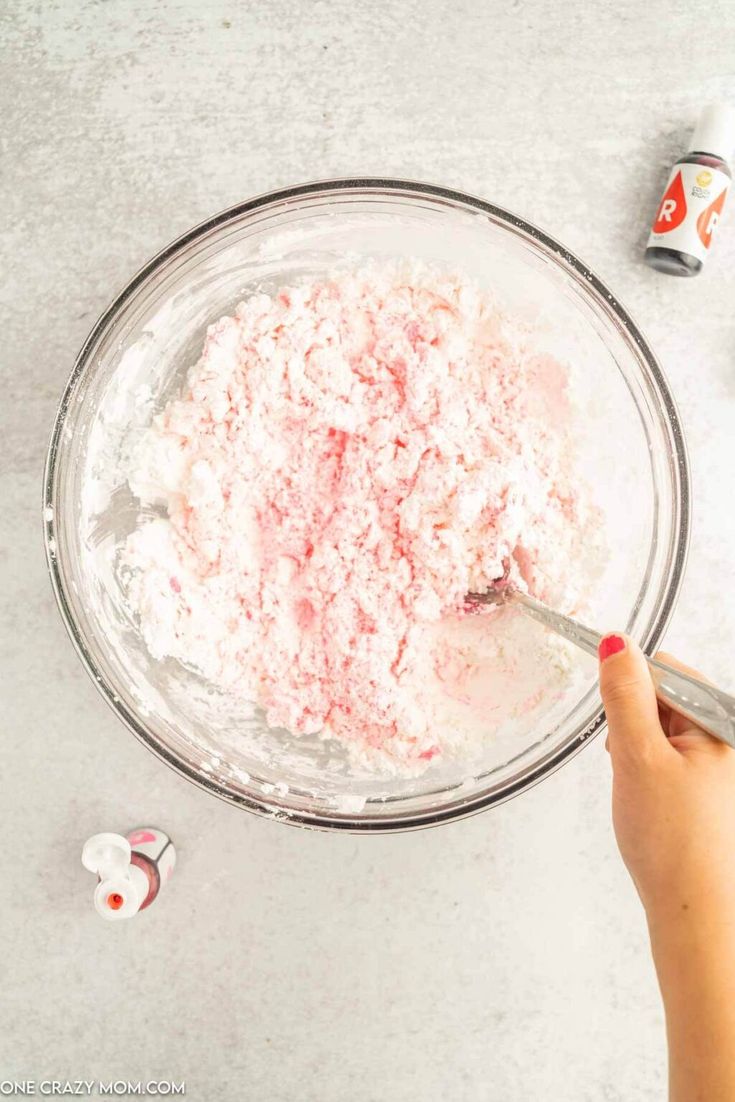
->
[124, 263, 600, 773]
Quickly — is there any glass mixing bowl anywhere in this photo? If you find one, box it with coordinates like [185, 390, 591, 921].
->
[44, 179, 689, 831]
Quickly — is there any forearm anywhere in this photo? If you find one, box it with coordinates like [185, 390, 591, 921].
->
[649, 900, 735, 1102]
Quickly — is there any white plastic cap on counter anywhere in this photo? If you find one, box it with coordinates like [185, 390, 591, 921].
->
[81, 832, 147, 921]
[690, 103, 735, 160]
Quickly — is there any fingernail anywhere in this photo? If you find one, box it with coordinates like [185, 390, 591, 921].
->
[599, 634, 626, 662]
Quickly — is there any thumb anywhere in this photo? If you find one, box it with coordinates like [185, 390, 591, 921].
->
[598, 634, 667, 762]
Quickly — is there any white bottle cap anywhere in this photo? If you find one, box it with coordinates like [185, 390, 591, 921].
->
[82, 832, 145, 921]
[690, 103, 735, 160]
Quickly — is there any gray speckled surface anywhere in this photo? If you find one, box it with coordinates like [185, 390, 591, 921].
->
[3, 2, 735, 1099]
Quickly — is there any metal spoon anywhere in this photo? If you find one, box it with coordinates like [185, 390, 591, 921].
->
[467, 584, 735, 750]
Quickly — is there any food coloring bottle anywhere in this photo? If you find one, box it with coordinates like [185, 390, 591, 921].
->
[82, 828, 176, 921]
[645, 103, 734, 276]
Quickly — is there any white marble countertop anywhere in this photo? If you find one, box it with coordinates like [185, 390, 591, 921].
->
[3, 1, 735, 1099]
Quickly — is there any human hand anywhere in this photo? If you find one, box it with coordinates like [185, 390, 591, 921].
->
[599, 633, 735, 924]
[599, 634, 735, 1101]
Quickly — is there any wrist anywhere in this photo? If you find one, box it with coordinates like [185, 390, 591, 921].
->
[646, 888, 735, 988]
[650, 903, 735, 1102]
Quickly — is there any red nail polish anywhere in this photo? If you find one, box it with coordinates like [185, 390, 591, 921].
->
[599, 634, 626, 662]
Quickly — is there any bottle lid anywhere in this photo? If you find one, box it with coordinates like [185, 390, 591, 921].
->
[82, 832, 144, 921]
[690, 103, 735, 160]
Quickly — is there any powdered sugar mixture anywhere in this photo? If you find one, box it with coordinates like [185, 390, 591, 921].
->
[124, 264, 600, 773]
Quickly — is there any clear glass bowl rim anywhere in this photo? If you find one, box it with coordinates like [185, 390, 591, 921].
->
[43, 177, 691, 832]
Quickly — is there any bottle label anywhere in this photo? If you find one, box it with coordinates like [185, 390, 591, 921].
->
[647, 163, 730, 261]
[127, 827, 176, 888]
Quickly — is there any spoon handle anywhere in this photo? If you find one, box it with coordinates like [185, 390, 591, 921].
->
[509, 590, 735, 750]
